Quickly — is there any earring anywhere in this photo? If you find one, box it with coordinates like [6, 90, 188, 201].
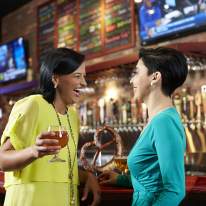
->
[54, 83, 58, 88]
[150, 82, 153, 86]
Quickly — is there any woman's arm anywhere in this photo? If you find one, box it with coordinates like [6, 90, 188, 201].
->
[79, 169, 101, 206]
[152, 116, 186, 206]
[116, 173, 133, 187]
[0, 133, 61, 171]
[78, 169, 88, 183]
[98, 171, 132, 188]
[0, 138, 36, 171]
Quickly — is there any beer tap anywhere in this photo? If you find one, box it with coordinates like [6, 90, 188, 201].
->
[195, 90, 206, 152]
[201, 85, 206, 129]
[188, 94, 195, 130]
[173, 94, 182, 118]
[174, 92, 196, 153]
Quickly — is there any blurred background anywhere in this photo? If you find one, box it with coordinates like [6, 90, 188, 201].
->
[0, 0, 206, 205]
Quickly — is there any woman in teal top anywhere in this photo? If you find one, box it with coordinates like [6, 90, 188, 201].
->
[99, 47, 188, 206]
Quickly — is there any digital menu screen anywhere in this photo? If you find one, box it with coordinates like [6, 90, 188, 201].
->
[79, 0, 103, 55]
[57, 0, 78, 50]
[104, 0, 133, 49]
[37, 2, 56, 63]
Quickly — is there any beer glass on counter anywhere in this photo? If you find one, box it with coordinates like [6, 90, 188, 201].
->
[114, 156, 128, 174]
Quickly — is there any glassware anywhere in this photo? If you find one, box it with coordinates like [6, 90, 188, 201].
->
[113, 156, 128, 175]
[46, 125, 68, 162]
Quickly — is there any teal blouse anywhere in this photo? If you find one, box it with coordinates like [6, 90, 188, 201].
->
[117, 107, 186, 206]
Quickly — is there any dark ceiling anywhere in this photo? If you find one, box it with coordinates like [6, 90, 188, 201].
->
[0, 0, 32, 18]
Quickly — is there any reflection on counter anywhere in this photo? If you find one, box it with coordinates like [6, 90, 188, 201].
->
[79, 175, 206, 206]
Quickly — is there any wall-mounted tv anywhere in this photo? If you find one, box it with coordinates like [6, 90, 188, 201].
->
[136, 0, 206, 45]
[0, 37, 27, 83]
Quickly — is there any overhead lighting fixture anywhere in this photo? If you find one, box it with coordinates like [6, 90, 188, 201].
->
[148, 9, 155, 15]
[164, 4, 169, 9]
[134, 0, 142, 3]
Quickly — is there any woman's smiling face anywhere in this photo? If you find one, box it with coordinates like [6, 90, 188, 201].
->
[55, 62, 87, 105]
[130, 59, 151, 101]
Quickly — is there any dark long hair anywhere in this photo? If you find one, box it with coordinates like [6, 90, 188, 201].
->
[39, 48, 85, 103]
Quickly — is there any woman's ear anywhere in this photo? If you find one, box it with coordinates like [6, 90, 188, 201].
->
[152, 71, 161, 82]
[150, 71, 161, 86]
[52, 74, 59, 89]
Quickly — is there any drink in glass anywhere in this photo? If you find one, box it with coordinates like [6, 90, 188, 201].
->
[45, 130, 68, 148]
[46, 125, 68, 162]
[114, 156, 128, 174]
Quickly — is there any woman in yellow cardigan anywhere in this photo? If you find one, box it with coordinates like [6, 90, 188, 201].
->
[0, 48, 100, 206]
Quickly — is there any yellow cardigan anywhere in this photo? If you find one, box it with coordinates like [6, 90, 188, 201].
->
[1, 94, 80, 206]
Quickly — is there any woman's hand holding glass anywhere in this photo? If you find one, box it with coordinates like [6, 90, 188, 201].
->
[32, 125, 68, 162]
[33, 132, 61, 158]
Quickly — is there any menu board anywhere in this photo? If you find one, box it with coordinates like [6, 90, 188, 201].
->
[57, 0, 77, 50]
[79, 0, 103, 55]
[37, 2, 56, 64]
[104, 0, 132, 49]
[37, 0, 134, 61]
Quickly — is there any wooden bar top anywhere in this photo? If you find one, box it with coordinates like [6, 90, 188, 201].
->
[0, 171, 206, 193]
[98, 175, 206, 195]
[1, 171, 206, 205]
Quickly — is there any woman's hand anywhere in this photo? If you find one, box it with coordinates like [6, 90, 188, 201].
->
[98, 171, 119, 185]
[31, 132, 61, 158]
[81, 172, 101, 206]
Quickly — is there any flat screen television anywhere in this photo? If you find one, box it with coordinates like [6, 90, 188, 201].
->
[136, 0, 206, 45]
[0, 37, 28, 83]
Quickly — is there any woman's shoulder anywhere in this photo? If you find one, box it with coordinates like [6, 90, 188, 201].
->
[13, 94, 48, 113]
[151, 107, 180, 126]
[17, 94, 48, 106]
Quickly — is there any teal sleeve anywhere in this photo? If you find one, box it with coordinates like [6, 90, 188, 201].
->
[152, 116, 186, 206]
[116, 174, 133, 188]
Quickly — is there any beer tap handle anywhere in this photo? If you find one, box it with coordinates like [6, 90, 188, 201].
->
[188, 95, 195, 130]
[201, 85, 206, 127]
[195, 91, 202, 122]
[173, 94, 182, 119]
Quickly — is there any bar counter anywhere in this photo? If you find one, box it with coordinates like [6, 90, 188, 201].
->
[0, 172, 206, 205]
[80, 175, 206, 205]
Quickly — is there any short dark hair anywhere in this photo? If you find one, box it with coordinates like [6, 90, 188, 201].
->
[39, 48, 85, 103]
[139, 47, 188, 96]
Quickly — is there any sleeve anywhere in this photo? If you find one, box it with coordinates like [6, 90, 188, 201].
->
[1, 97, 39, 150]
[152, 115, 186, 206]
[116, 174, 133, 188]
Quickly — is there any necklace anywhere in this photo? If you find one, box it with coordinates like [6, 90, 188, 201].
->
[52, 104, 77, 206]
